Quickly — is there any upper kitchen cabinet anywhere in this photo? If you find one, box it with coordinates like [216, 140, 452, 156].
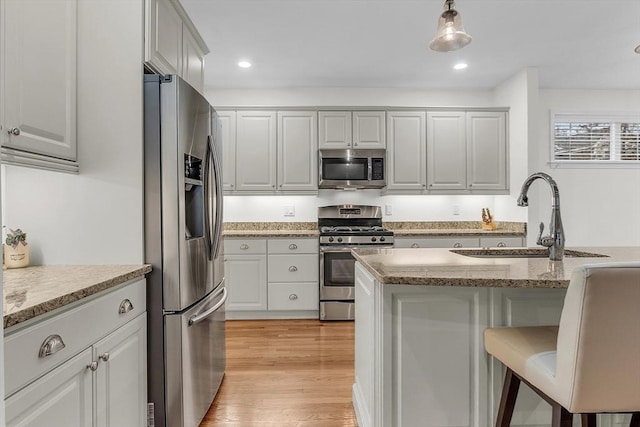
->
[221, 109, 319, 194]
[0, 0, 78, 173]
[427, 110, 508, 192]
[145, 0, 209, 93]
[277, 111, 318, 191]
[217, 110, 237, 191]
[235, 111, 277, 191]
[386, 111, 426, 191]
[466, 111, 507, 191]
[319, 111, 386, 149]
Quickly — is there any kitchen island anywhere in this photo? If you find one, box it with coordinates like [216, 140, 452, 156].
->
[351, 247, 640, 427]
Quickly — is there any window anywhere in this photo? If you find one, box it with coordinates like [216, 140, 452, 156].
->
[551, 112, 640, 167]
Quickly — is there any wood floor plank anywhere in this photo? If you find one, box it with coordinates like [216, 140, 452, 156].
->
[200, 319, 357, 427]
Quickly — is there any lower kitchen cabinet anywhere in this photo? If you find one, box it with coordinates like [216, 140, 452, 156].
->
[395, 235, 524, 249]
[224, 238, 268, 312]
[5, 348, 93, 427]
[224, 237, 319, 319]
[4, 279, 147, 427]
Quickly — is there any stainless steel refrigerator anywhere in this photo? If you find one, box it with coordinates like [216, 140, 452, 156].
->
[144, 74, 225, 427]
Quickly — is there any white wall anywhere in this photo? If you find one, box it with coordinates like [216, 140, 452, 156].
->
[492, 68, 539, 243]
[2, 0, 144, 265]
[207, 85, 529, 223]
[531, 90, 640, 247]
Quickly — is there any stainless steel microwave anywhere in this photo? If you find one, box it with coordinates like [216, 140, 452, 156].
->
[319, 149, 386, 189]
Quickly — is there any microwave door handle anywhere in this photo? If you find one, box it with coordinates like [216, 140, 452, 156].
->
[203, 138, 213, 260]
[188, 286, 227, 326]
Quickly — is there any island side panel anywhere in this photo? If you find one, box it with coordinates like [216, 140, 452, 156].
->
[381, 284, 490, 427]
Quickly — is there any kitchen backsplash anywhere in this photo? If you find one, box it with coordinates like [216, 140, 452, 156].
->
[223, 192, 526, 223]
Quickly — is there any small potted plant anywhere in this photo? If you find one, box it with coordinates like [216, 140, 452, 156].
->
[4, 227, 29, 269]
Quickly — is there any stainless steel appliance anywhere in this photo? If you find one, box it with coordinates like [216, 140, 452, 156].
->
[319, 149, 386, 189]
[319, 205, 394, 320]
[144, 74, 225, 427]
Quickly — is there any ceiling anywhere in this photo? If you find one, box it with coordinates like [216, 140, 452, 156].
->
[180, 0, 640, 90]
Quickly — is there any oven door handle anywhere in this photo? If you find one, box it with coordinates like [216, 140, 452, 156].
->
[320, 246, 357, 253]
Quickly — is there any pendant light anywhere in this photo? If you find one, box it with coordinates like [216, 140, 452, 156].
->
[429, 0, 472, 52]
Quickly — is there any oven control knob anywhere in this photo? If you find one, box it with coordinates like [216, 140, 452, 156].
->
[371, 237, 377, 242]
[328, 237, 334, 243]
[337, 237, 343, 243]
[380, 236, 385, 242]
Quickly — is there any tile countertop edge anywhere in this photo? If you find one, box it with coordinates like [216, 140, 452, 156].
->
[3, 264, 152, 329]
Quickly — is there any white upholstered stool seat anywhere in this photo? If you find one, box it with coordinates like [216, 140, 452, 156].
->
[484, 263, 640, 427]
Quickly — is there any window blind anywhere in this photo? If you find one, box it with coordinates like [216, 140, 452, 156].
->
[552, 113, 640, 164]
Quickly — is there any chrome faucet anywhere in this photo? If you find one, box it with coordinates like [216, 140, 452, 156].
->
[517, 172, 565, 261]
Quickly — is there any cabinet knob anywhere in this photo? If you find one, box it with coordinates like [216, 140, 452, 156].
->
[411, 243, 419, 248]
[354, 142, 358, 146]
[87, 361, 99, 372]
[230, 184, 234, 188]
[289, 294, 298, 301]
[118, 299, 134, 315]
[497, 242, 507, 247]
[240, 244, 249, 250]
[7, 127, 20, 136]
[288, 244, 298, 250]
[38, 334, 66, 358]
[99, 352, 110, 362]
[288, 266, 298, 272]
[453, 242, 463, 248]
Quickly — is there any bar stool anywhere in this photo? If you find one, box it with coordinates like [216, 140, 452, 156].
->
[484, 262, 640, 427]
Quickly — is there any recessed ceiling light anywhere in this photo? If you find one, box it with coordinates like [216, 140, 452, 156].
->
[635, 45, 640, 54]
[238, 61, 252, 68]
[453, 62, 468, 70]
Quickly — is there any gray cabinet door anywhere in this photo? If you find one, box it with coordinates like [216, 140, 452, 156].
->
[277, 111, 318, 191]
[466, 111, 507, 190]
[427, 111, 467, 190]
[387, 111, 426, 191]
[235, 111, 277, 191]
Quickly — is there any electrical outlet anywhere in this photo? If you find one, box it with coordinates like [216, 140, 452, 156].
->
[283, 206, 295, 217]
[385, 204, 392, 216]
[452, 205, 461, 216]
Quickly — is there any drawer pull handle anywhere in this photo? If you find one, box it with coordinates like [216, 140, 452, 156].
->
[288, 266, 298, 272]
[288, 244, 298, 250]
[119, 299, 134, 314]
[38, 334, 66, 358]
[411, 243, 419, 248]
[240, 244, 249, 250]
[87, 361, 99, 372]
[289, 294, 298, 301]
[99, 352, 110, 362]
[453, 242, 463, 248]
[497, 242, 507, 247]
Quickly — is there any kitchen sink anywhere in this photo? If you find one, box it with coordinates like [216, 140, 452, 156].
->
[450, 248, 609, 258]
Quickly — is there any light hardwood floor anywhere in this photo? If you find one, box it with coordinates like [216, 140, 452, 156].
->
[200, 319, 358, 427]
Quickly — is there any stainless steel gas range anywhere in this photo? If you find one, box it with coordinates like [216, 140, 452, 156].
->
[318, 205, 394, 320]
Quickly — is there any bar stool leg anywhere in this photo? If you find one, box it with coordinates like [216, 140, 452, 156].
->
[629, 412, 639, 427]
[496, 368, 521, 427]
[552, 404, 573, 427]
[581, 413, 597, 427]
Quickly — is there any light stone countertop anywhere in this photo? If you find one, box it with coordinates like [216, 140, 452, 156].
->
[223, 221, 526, 238]
[3, 265, 152, 329]
[352, 247, 640, 288]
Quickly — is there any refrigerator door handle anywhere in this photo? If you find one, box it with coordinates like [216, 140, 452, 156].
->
[203, 137, 214, 260]
[187, 286, 227, 326]
[208, 135, 223, 259]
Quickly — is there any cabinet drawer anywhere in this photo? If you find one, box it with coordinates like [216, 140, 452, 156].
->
[4, 279, 146, 397]
[395, 237, 479, 248]
[268, 282, 318, 311]
[268, 238, 318, 254]
[268, 254, 318, 282]
[479, 236, 524, 248]
[224, 238, 267, 255]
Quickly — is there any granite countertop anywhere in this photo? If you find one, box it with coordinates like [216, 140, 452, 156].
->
[224, 222, 319, 237]
[386, 221, 525, 237]
[223, 221, 526, 238]
[3, 265, 152, 329]
[352, 247, 640, 288]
